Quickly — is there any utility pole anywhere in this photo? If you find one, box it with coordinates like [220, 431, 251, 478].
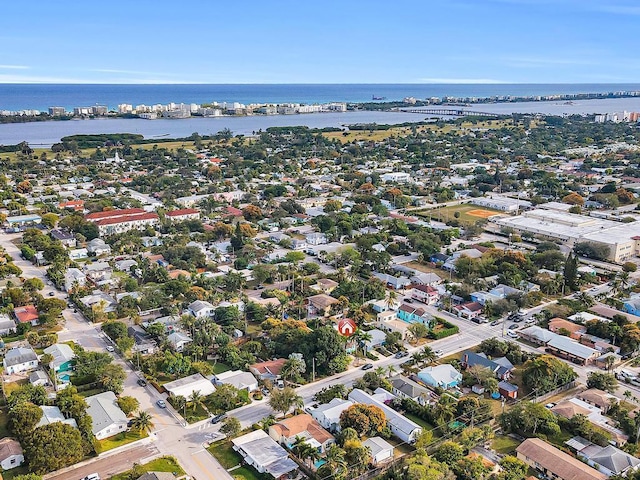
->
[312, 358, 316, 383]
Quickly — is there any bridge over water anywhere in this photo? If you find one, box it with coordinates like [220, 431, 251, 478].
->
[397, 108, 499, 117]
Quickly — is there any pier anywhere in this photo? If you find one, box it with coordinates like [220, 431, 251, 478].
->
[397, 108, 499, 117]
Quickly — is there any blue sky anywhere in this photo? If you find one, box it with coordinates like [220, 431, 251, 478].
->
[1, 0, 639, 84]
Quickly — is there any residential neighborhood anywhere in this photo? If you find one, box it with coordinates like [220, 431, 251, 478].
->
[3, 112, 640, 480]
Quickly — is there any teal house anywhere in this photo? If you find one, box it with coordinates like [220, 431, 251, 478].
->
[43, 343, 75, 373]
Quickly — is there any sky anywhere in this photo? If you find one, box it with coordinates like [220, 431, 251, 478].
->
[1, 0, 640, 84]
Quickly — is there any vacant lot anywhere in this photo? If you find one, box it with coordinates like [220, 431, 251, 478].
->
[416, 204, 502, 225]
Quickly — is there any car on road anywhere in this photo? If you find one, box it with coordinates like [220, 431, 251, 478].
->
[137, 379, 147, 387]
[545, 403, 556, 409]
[211, 413, 227, 424]
[490, 320, 500, 326]
[433, 349, 444, 357]
[507, 330, 519, 338]
[156, 399, 167, 409]
[361, 363, 374, 370]
[256, 285, 264, 290]
[81, 474, 100, 480]
[404, 298, 413, 303]
[105, 345, 115, 352]
[395, 351, 409, 359]
[48, 291, 55, 296]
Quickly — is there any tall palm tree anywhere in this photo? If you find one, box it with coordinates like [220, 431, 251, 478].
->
[189, 390, 204, 412]
[174, 395, 187, 417]
[323, 445, 348, 479]
[374, 366, 386, 377]
[624, 390, 633, 403]
[131, 410, 154, 434]
[385, 291, 398, 310]
[386, 364, 397, 378]
[420, 346, 437, 364]
[352, 329, 373, 360]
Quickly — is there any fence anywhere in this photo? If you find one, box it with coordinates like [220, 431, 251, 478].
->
[535, 381, 578, 403]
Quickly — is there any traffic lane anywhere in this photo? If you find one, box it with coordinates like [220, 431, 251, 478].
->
[46, 444, 159, 480]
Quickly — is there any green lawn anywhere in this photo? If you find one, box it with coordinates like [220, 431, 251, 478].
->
[1, 465, 30, 480]
[404, 413, 441, 438]
[96, 430, 148, 454]
[170, 397, 209, 423]
[109, 456, 184, 480]
[0, 408, 9, 438]
[492, 435, 520, 454]
[211, 361, 232, 374]
[232, 466, 272, 480]
[208, 441, 242, 469]
[415, 204, 502, 225]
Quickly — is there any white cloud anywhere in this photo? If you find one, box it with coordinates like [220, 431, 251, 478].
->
[0, 65, 29, 70]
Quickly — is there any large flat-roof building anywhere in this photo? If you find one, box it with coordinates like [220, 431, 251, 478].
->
[493, 209, 640, 263]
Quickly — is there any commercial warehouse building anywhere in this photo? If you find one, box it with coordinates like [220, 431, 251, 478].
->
[493, 209, 640, 263]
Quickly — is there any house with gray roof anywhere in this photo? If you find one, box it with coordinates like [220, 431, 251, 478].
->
[460, 350, 514, 380]
[567, 436, 640, 477]
[187, 300, 215, 318]
[390, 375, 434, 406]
[309, 398, 354, 432]
[0, 314, 17, 336]
[363, 437, 394, 466]
[3, 347, 38, 375]
[86, 391, 128, 440]
[232, 429, 298, 478]
[38, 405, 78, 429]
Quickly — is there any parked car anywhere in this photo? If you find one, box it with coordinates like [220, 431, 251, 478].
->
[395, 351, 409, 359]
[404, 298, 413, 303]
[507, 330, 519, 338]
[48, 291, 55, 296]
[105, 345, 115, 352]
[433, 349, 444, 357]
[490, 320, 500, 326]
[261, 387, 270, 396]
[361, 363, 374, 370]
[137, 379, 147, 387]
[508, 323, 520, 330]
[81, 474, 100, 480]
[545, 403, 556, 409]
[276, 379, 284, 389]
[211, 414, 227, 424]
[156, 399, 167, 409]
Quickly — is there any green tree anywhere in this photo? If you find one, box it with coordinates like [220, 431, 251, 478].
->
[220, 416, 241, 438]
[522, 354, 576, 395]
[454, 455, 491, 480]
[24, 422, 84, 474]
[13, 474, 44, 480]
[9, 402, 43, 440]
[339, 404, 386, 437]
[131, 410, 154, 434]
[586, 372, 618, 393]
[433, 440, 464, 465]
[268, 387, 303, 417]
[499, 401, 560, 437]
[497, 455, 528, 480]
[117, 396, 140, 416]
[100, 363, 126, 393]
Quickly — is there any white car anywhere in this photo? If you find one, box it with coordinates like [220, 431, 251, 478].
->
[82, 474, 100, 480]
[433, 349, 444, 357]
[105, 346, 115, 352]
[507, 330, 519, 338]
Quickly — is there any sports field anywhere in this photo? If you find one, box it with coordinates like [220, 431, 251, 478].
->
[415, 204, 502, 224]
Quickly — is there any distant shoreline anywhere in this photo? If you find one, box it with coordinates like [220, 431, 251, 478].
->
[2, 89, 640, 125]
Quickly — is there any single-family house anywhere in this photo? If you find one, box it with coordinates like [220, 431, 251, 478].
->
[389, 375, 433, 406]
[29, 370, 50, 387]
[213, 370, 259, 392]
[566, 436, 640, 477]
[0, 314, 17, 336]
[51, 229, 77, 248]
[577, 389, 617, 414]
[249, 359, 287, 382]
[348, 389, 422, 444]
[86, 238, 112, 256]
[409, 272, 442, 287]
[115, 259, 138, 272]
[232, 430, 298, 478]
[137, 473, 177, 480]
[85, 391, 129, 440]
[14, 305, 39, 326]
[0, 438, 24, 470]
[312, 278, 339, 294]
[306, 232, 328, 245]
[375, 310, 411, 339]
[516, 438, 607, 480]
[187, 300, 215, 318]
[309, 398, 354, 432]
[269, 414, 335, 453]
[397, 304, 433, 326]
[79, 291, 117, 314]
[417, 365, 462, 390]
[517, 325, 556, 345]
[83, 262, 113, 283]
[43, 343, 75, 373]
[452, 301, 483, 320]
[306, 294, 340, 317]
[3, 347, 38, 374]
[623, 295, 640, 316]
[410, 285, 439, 305]
[164, 373, 216, 398]
[64, 267, 87, 292]
[362, 437, 394, 466]
[549, 318, 586, 339]
[68, 248, 88, 260]
[373, 273, 411, 290]
[37, 405, 78, 428]
[460, 351, 514, 380]
[166, 331, 193, 352]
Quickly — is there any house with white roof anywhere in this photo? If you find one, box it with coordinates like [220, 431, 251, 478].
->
[167, 331, 193, 352]
[85, 391, 128, 440]
[363, 437, 394, 466]
[232, 430, 298, 478]
[164, 373, 216, 398]
[213, 370, 259, 392]
[309, 398, 354, 432]
[417, 365, 462, 390]
[64, 267, 87, 292]
[37, 405, 78, 428]
[348, 388, 422, 443]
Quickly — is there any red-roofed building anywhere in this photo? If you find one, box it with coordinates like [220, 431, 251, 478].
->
[59, 200, 85, 212]
[87, 209, 159, 236]
[86, 208, 146, 221]
[166, 209, 200, 222]
[410, 284, 440, 305]
[224, 206, 243, 217]
[249, 359, 287, 381]
[14, 305, 39, 326]
[453, 301, 483, 320]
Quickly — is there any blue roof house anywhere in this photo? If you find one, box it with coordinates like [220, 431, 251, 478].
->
[417, 365, 462, 390]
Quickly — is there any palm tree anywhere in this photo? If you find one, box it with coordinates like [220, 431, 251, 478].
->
[131, 410, 154, 434]
[374, 366, 386, 377]
[576, 292, 594, 308]
[323, 445, 348, 479]
[386, 364, 397, 378]
[291, 436, 320, 468]
[619, 272, 631, 290]
[386, 291, 398, 310]
[624, 390, 633, 403]
[420, 346, 437, 364]
[174, 395, 187, 417]
[433, 394, 457, 426]
[352, 329, 373, 361]
[189, 390, 204, 412]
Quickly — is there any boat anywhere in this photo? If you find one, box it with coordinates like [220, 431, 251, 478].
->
[372, 95, 387, 101]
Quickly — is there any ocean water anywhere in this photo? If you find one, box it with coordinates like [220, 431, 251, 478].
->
[2, 83, 640, 111]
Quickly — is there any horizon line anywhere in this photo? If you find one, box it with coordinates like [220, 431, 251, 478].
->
[1, 81, 640, 86]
